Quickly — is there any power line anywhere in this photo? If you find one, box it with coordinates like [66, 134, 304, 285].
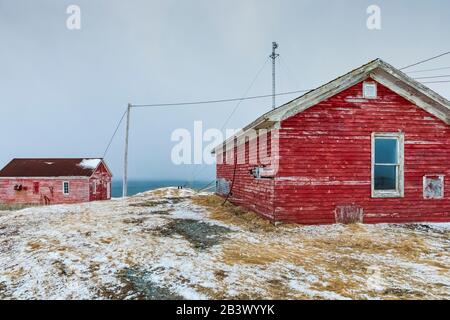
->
[131, 88, 311, 109]
[100, 88, 312, 168]
[102, 73, 448, 160]
[400, 51, 450, 70]
[104, 53, 449, 193]
[122, 55, 450, 110]
[406, 66, 450, 74]
[189, 57, 272, 186]
[220, 58, 270, 131]
[102, 108, 128, 158]
[420, 80, 450, 84]
[414, 74, 450, 80]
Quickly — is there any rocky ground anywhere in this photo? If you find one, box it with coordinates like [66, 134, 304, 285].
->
[0, 187, 449, 300]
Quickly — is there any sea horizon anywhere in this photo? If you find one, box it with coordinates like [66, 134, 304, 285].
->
[111, 179, 213, 197]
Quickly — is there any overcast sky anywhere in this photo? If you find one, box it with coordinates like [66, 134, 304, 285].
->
[1, 0, 449, 181]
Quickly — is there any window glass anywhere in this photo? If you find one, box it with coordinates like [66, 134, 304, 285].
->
[375, 139, 398, 164]
[63, 182, 69, 194]
[374, 165, 397, 190]
[372, 134, 404, 196]
[364, 83, 377, 98]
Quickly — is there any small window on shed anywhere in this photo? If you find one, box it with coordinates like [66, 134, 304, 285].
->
[63, 181, 70, 195]
[423, 175, 444, 199]
[363, 82, 377, 99]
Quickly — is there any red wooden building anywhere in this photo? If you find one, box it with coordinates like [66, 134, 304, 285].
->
[0, 158, 112, 205]
[214, 59, 450, 224]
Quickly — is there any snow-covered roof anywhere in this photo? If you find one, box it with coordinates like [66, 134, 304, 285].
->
[78, 159, 102, 170]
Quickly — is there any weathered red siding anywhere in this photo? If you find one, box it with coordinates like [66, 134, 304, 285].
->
[217, 78, 450, 224]
[0, 164, 111, 205]
[89, 163, 112, 201]
[0, 178, 89, 205]
[216, 132, 276, 220]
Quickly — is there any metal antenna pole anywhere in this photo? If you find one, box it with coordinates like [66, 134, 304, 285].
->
[270, 42, 279, 110]
[123, 103, 131, 197]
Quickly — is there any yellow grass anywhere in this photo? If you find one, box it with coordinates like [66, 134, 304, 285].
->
[190, 195, 448, 299]
[192, 195, 276, 231]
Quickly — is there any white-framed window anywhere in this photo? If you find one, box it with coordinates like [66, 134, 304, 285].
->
[423, 175, 445, 199]
[63, 181, 70, 195]
[92, 181, 97, 194]
[363, 82, 377, 99]
[371, 132, 404, 198]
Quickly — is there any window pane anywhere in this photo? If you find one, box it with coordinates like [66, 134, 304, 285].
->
[364, 83, 377, 98]
[374, 165, 397, 190]
[375, 138, 397, 164]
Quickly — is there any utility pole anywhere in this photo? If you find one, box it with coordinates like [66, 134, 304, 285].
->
[270, 42, 279, 110]
[123, 103, 131, 197]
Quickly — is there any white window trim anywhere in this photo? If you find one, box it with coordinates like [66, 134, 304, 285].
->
[63, 181, 70, 195]
[363, 82, 377, 99]
[371, 132, 404, 198]
[423, 175, 445, 200]
[93, 181, 97, 194]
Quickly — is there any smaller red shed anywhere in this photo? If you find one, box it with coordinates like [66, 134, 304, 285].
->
[0, 158, 112, 205]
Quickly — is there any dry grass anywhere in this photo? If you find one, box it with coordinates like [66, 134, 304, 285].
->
[219, 235, 438, 299]
[300, 229, 431, 260]
[1, 187, 448, 300]
[192, 195, 276, 232]
[0, 203, 31, 211]
[219, 222, 431, 267]
[27, 240, 44, 251]
[221, 241, 298, 265]
[213, 217, 447, 299]
[130, 200, 169, 207]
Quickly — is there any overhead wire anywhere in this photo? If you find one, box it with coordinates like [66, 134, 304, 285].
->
[419, 80, 450, 84]
[413, 74, 450, 80]
[102, 108, 128, 158]
[406, 66, 450, 74]
[400, 51, 450, 70]
[131, 89, 311, 109]
[103, 52, 450, 195]
[189, 57, 272, 190]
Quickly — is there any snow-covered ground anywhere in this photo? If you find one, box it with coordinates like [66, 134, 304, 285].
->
[0, 187, 449, 300]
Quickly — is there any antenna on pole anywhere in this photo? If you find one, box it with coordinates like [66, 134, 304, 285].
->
[123, 103, 131, 198]
[270, 42, 279, 110]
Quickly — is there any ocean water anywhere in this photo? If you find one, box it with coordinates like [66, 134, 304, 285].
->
[111, 180, 213, 198]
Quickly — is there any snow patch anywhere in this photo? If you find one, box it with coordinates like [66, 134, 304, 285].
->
[78, 159, 101, 170]
[0, 188, 449, 300]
